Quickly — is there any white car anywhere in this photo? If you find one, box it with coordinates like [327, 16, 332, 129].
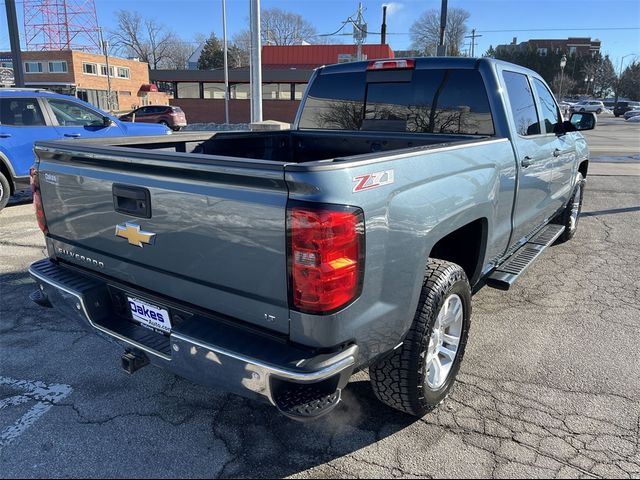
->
[623, 109, 640, 120]
[571, 100, 605, 114]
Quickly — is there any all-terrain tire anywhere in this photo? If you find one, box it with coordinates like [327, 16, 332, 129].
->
[0, 171, 11, 212]
[369, 259, 472, 417]
[554, 172, 585, 244]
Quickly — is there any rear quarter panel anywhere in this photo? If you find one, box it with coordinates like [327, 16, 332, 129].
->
[285, 138, 517, 363]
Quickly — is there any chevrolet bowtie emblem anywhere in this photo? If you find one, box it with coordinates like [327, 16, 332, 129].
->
[115, 223, 156, 247]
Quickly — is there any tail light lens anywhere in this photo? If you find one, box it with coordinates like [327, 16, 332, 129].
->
[288, 203, 365, 314]
[30, 167, 48, 234]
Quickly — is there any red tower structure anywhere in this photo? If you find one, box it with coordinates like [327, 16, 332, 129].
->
[23, 0, 101, 52]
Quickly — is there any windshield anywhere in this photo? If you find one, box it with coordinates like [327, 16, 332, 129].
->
[299, 68, 495, 135]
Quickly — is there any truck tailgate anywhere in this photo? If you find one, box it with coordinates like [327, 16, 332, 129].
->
[35, 144, 291, 335]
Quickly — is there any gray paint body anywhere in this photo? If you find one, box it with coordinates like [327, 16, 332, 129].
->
[33, 57, 588, 371]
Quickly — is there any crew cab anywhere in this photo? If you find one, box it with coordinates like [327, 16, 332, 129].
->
[28, 58, 595, 420]
[0, 88, 170, 211]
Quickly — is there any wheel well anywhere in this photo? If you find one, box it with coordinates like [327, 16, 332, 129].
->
[578, 160, 588, 178]
[429, 218, 487, 284]
[0, 159, 14, 195]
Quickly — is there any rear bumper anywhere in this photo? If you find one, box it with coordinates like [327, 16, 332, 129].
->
[29, 258, 357, 418]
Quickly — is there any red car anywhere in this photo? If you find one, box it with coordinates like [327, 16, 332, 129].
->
[119, 105, 187, 131]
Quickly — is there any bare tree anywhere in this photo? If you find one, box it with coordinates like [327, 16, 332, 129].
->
[261, 7, 317, 45]
[410, 7, 470, 56]
[109, 10, 193, 69]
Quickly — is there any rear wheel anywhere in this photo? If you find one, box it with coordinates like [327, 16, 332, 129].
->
[580, 108, 586, 112]
[0, 171, 11, 211]
[596, 108, 602, 114]
[554, 173, 585, 243]
[369, 259, 472, 417]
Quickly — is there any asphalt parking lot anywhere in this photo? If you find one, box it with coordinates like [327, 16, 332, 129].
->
[1, 117, 639, 478]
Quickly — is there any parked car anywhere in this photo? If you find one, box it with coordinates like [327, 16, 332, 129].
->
[119, 105, 187, 131]
[570, 100, 605, 114]
[0, 88, 171, 211]
[28, 57, 595, 420]
[623, 109, 640, 120]
[613, 101, 640, 117]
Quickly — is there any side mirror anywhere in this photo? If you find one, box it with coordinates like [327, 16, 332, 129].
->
[568, 112, 596, 131]
[103, 116, 113, 127]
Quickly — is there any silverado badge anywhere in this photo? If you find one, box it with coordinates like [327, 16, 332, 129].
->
[115, 223, 156, 248]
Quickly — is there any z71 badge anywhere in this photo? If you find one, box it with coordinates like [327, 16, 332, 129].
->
[353, 169, 395, 193]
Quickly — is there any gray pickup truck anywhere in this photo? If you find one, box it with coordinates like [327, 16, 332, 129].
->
[29, 58, 595, 420]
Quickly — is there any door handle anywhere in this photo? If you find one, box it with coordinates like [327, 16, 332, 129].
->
[64, 133, 81, 138]
[521, 156, 533, 168]
[0, 133, 12, 138]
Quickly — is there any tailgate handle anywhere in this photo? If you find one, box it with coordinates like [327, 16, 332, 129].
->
[113, 184, 152, 218]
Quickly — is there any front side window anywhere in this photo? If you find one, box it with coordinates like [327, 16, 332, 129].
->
[47, 99, 104, 127]
[502, 71, 541, 136]
[0, 98, 46, 126]
[24, 62, 43, 73]
[533, 78, 561, 134]
[48, 61, 67, 73]
[83, 63, 97, 75]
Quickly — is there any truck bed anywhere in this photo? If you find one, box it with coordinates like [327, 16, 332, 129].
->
[50, 130, 490, 166]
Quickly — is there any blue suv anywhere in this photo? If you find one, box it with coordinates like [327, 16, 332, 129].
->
[0, 88, 171, 211]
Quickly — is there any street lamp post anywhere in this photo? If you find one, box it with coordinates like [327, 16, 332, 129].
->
[559, 54, 567, 100]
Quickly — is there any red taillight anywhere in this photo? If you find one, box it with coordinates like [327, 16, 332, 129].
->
[30, 167, 48, 234]
[367, 59, 415, 70]
[288, 204, 364, 314]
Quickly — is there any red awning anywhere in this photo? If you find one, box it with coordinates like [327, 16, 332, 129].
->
[138, 83, 158, 93]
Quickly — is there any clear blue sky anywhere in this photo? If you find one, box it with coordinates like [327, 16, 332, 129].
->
[1, 0, 639, 72]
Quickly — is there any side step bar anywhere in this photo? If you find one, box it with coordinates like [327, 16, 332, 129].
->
[486, 224, 565, 290]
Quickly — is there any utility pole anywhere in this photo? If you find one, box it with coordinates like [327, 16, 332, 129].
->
[249, 0, 262, 123]
[5, 0, 24, 87]
[222, 0, 230, 124]
[464, 29, 482, 57]
[353, 2, 366, 61]
[99, 28, 114, 112]
[436, 0, 448, 56]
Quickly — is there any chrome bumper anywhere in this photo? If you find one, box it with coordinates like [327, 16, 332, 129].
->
[29, 259, 358, 411]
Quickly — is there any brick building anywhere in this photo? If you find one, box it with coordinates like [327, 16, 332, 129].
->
[0, 50, 170, 112]
[151, 44, 395, 124]
[496, 37, 601, 57]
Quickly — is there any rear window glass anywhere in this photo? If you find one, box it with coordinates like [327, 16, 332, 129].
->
[299, 68, 495, 135]
[0, 98, 46, 126]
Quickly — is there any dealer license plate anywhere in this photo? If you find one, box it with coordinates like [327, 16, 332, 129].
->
[127, 296, 172, 334]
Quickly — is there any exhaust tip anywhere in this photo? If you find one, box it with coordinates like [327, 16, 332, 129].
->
[30, 288, 52, 308]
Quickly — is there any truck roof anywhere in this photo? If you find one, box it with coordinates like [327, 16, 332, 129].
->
[318, 56, 542, 79]
[0, 88, 69, 99]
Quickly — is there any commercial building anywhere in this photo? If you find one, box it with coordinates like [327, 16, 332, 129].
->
[151, 44, 395, 124]
[496, 37, 601, 57]
[0, 50, 170, 112]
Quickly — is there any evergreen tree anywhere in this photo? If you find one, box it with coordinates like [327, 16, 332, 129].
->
[619, 61, 640, 101]
[197, 34, 224, 70]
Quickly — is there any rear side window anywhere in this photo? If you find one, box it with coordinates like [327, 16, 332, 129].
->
[299, 68, 494, 135]
[502, 71, 541, 136]
[0, 98, 46, 126]
[532, 78, 561, 134]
